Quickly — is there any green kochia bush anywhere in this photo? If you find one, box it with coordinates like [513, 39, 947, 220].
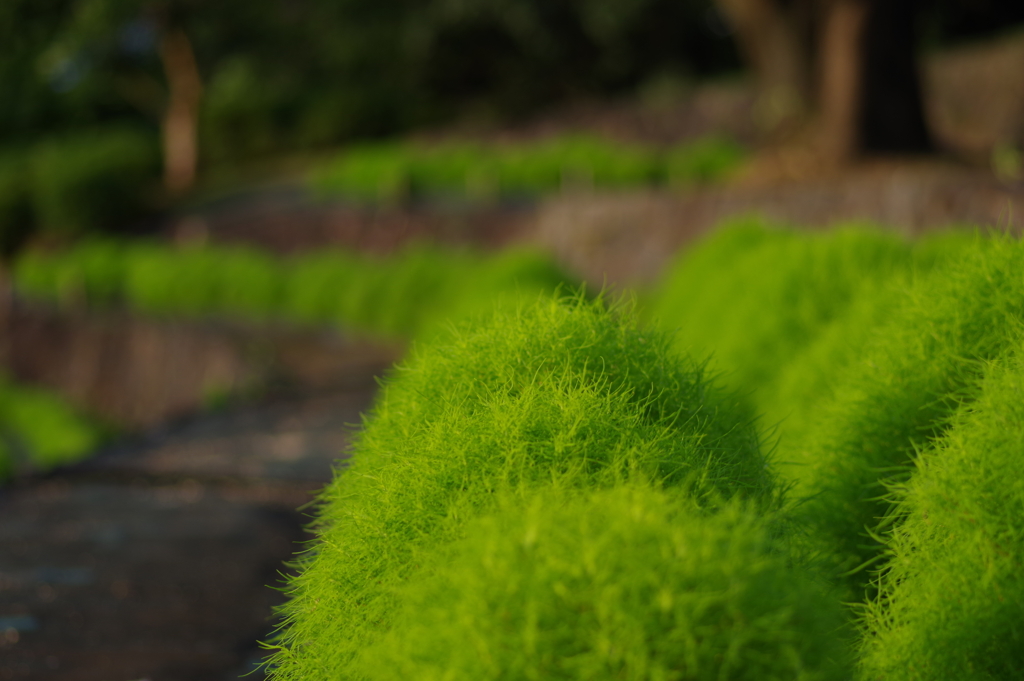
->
[355, 484, 852, 681]
[648, 219, 978, 444]
[859, 349, 1024, 680]
[264, 293, 777, 679]
[647, 217, 919, 397]
[783, 233, 1023, 596]
[0, 376, 103, 480]
[646, 221, 1012, 601]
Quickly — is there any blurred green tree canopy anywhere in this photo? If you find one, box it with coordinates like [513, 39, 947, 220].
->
[0, 0, 741, 164]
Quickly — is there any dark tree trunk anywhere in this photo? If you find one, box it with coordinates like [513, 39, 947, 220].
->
[715, 0, 934, 163]
[858, 0, 932, 153]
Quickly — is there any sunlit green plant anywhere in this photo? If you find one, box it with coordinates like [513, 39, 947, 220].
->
[263, 292, 775, 679]
[355, 483, 852, 681]
[647, 216, 915, 398]
[859, 348, 1024, 680]
[645, 220, 1011, 602]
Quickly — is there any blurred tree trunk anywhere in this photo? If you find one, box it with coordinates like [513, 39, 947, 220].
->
[715, 0, 815, 137]
[817, 0, 867, 161]
[717, 0, 932, 164]
[158, 27, 202, 195]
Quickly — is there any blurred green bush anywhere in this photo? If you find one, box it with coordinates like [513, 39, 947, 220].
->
[311, 134, 746, 203]
[12, 238, 576, 342]
[0, 375, 104, 480]
[646, 220, 1013, 598]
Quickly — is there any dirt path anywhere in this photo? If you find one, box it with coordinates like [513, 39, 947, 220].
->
[0, 385, 379, 681]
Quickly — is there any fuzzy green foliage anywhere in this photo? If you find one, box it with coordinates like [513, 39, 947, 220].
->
[647, 217, 918, 397]
[27, 127, 159, 236]
[264, 293, 774, 679]
[12, 239, 575, 341]
[355, 483, 852, 681]
[645, 221, 1012, 600]
[776, 233, 1024, 597]
[0, 375, 103, 479]
[664, 135, 746, 187]
[762, 229, 983, 448]
[310, 134, 745, 203]
[859, 349, 1024, 680]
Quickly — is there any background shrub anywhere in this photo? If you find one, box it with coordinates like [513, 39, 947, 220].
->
[12, 239, 576, 342]
[310, 134, 744, 204]
[663, 134, 746, 187]
[0, 375, 104, 479]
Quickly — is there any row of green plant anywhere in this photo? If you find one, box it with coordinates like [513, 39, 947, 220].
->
[264, 293, 852, 680]
[647, 218, 1024, 677]
[4, 237, 575, 483]
[0, 127, 160, 253]
[310, 134, 745, 203]
[12, 239, 576, 342]
[0, 374, 105, 481]
[265, 220, 1024, 679]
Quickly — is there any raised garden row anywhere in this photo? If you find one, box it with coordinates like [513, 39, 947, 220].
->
[263, 221, 1024, 679]
[310, 134, 745, 203]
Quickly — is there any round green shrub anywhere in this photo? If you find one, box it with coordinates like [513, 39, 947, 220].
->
[264, 293, 774, 679]
[355, 483, 852, 681]
[859, 348, 1024, 680]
